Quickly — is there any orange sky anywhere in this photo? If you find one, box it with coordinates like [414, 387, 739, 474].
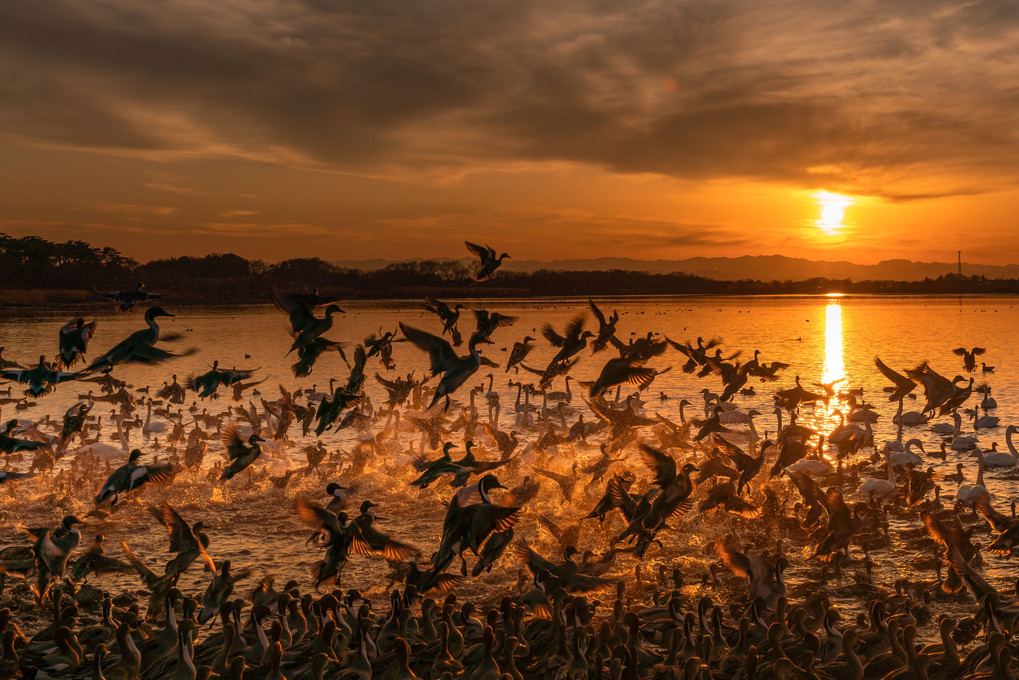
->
[2, 1, 1019, 265]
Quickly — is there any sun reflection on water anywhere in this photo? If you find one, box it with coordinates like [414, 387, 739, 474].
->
[815, 296, 846, 440]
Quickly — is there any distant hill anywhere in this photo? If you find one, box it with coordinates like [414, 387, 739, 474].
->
[332, 255, 1019, 282]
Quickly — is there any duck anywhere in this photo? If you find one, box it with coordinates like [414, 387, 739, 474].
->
[94, 449, 173, 505]
[103, 281, 161, 311]
[83, 306, 188, 373]
[0, 355, 77, 397]
[55, 317, 98, 369]
[401, 324, 494, 411]
[465, 241, 510, 281]
[219, 426, 265, 481]
[26, 515, 85, 600]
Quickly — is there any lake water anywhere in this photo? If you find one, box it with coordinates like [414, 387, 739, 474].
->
[0, 295, 1016, 632]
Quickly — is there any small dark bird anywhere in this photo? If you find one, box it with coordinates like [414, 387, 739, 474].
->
[465, 241, 510, 281]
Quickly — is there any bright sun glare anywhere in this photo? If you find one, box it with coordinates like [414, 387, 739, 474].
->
[814, 191, 854, 235]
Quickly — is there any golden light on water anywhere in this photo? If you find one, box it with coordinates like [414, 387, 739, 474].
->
[814, 191, 854, 235]
[817, 296, 846, 438]
[823, 297, 844, 385]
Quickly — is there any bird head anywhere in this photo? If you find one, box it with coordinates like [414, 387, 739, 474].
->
[146, 306, 174, 320]
[128, 449, 143, 461]
[480, 474, 505, 492]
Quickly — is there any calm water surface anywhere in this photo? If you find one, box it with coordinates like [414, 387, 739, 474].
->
[1, 295, 1016, 632]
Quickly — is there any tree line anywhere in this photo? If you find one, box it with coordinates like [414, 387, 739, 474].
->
[2, 232, 1018, 302]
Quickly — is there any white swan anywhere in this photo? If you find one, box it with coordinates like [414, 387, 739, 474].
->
[787, 457, 834, 476]
[931, 411, 960, 436]
[859, 447, 897, 500]
[76, 415, 129, 461]
[976, 441, 1017, 468]
[950, 433, 979, 452]
[894, 411, 929, 426]
[847, 403, 880, 423]
[973, 409, 1000, 430]
[956, 452, 990, 504]
[142, 399, 168, 435]
[887, 438, 925, 467]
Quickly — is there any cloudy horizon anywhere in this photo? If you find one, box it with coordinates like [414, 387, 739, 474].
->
[3, 0, 1019, 265]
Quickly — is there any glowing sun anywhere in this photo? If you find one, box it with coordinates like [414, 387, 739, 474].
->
[814, 191, 854, 235]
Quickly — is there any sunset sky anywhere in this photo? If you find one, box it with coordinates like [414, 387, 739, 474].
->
[2, 1, 1019, 265]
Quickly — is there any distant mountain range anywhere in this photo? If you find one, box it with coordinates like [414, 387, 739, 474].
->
[332, 255, 1019, 282]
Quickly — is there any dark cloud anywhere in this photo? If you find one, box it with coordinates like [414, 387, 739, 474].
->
[2, 0, 1019, 197]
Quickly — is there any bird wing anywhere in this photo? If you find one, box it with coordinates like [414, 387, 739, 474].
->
[295, 497, 341, 535]
[824, 488, 850, 522]
[271, 286, 312, 319]
[221, 423, 245, 459]
[120, 540, 160, 588]
[952, 348, 967, 356]
[399, 323, 457, 374]
[947, 545, 996, 601]
[152, 504, 197, 554]
[639, 444, 677, 488]
[464, 241, 490, 257]
[786, 471, 824, 506]
[541, 323, 567, 347]
[564, 315, 586, 340]
[923, 512, 951, 550]
[974, 496, 1013, 534]
[873, 356, 907, 386]
[714, 539, 752, 579]
[513, 541, 560, 575]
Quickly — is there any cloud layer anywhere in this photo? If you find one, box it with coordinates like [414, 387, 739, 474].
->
[4, 0, 1019, 193]
[2, 0, 1019, 262]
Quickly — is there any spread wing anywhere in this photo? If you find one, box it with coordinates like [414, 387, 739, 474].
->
[513, 541, 560, 575]
[639, 444, 677, 488]
[399, 324, 457, 374]
[464, 241, 490, 258]
[714, 539, 751, 579]
[541, 323, 567, 347]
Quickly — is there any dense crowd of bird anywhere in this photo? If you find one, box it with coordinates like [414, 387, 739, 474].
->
[0, 242, 1015, 679]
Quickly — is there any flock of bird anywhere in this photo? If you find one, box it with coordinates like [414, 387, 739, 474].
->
[0, 242, 1015, 679]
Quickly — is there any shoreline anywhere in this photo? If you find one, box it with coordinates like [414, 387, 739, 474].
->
[2, 287, 1019, 312]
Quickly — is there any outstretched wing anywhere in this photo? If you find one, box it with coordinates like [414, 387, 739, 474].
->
[399, 323, 457, 374]
[639, 444, 677, 488]
[464, 241, 490, 258]
[714, 539, 751, 579]
[541, 323, 567, 347]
